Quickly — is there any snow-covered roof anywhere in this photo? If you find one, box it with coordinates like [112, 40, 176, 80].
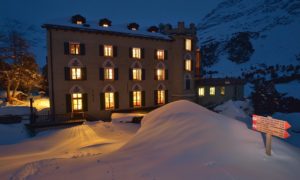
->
[42, 18, 172, 41]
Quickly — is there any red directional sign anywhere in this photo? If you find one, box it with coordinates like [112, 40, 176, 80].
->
[252, 114, 291, 139]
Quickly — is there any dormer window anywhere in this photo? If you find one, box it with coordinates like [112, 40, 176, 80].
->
[99, 18, 112, 27]
[147, 26, 159, 33]
[71, 14, 86, 25]
[128, 23, 139, 31]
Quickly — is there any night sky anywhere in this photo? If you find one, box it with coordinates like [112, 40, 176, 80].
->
[0, 0, 222, 25]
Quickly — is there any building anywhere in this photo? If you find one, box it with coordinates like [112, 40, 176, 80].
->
[42, 15, 197, 120]
[196, 78, 245, 107]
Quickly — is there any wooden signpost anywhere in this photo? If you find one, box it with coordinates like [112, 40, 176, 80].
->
[252, 114, 291, 156]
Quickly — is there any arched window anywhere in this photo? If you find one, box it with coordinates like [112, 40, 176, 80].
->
[184, 54, 192, 71]
[66, 58, 86, 80]
[100, 84, 118, 110]
[155, 62, 166, 80]
[130, 61, 143, 80]
[102, 60, 115, 80]
[66, 85, 87, 113]
[155, 83, 168, 105]
[130, 84, 144, 108]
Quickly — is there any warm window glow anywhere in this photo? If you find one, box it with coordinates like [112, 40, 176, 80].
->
[132, 48, 141, 59]
[185, 39, 192, 51]
[157, 49, 164, 60]
[69, 42, 80, 55]
[157, 90, 165, 104]
[133, 68, 142, 80]
[198, 87, 205, 96]
[72, 93, 82, 111]
[131, 27, 137, 31]
[104, 45, 113, 57]
[105, 92, 114, 110]
[133, 91, 142, 107]
[210, 87, 215, 96]
[102, 24, 109, 27]
[156, 69, 165, 80]
[71, 68, 82, 80]
[104, 68, 114, 80]
[221, 86, 225, 95]
[76, 20, 83, 25]
[185, 59, 192, 71]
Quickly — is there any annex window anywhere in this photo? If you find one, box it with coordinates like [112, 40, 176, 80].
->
[156, 69, 165, 80]
[210, 87, 215, 96]
[133, 68, 142, 80]
[156, 49, 165, 60]
[69, 42, 80, 55]
[185, 39, 192, 51]
[221, 86, 225, 95]
[72, 93, 83, 111]
[105, 92, 115, 110]
[132, 48, 141, 59]
[104, 45, 113, 57]
[198, 87, 205, 97]
[71, 67, 82, 80]
[157, 90, 165, 105]
[185, 59, 192, 71]
[104, 68, 114, 80]
[133, 91, 142, 107]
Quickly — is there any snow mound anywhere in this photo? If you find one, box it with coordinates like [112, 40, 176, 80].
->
[214, 100, 252, 120]
[118, 100, 300, 179]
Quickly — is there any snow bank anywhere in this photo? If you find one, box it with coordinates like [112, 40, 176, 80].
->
[0, 122, 30, 145]
[0, 106, 31, 116]
[275, 80, 300, 99]
[214, 100, 252, 121]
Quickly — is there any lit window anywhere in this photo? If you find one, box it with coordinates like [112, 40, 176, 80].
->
[76, 20, 83, 25]
[133, 68, 142, 80]
[105, 92, 114, 110]
[104, 68, 114, 80]
[132, 48, 141, 59]
[157, 49, 164, 60]
[69, 42, 80, 55]
[133, 91, 142, 107]
[185, 59, 192, 71]
[156, 69, 165, 80]
[102, 24, 109, 27]
[198, 87, 205, 96]
[185, 39, 192, 51]
[72, 93, 82, 111]
[210, 87, 215, 96]
[157, 90, 165, 104]
[104, 45, 113, 57]
[71, 68, 82, 80]
[221, 86, 225, 95]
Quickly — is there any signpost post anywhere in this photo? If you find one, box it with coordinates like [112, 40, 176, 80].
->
[252, 114, 291, 156]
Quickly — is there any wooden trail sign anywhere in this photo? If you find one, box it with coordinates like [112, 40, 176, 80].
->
[252, 114, 291, 156]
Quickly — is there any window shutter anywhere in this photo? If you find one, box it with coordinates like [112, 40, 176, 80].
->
[129, 91, 133, 108]
[99, 45, 104, 56]
[129, 68, 133, 80]
[141, 48, 145, 59]
[154, 90, 158, 106]
[165, 69, 169, 80]
[191, 60, 193, 71]
[66, 94, 71, 113]
[80, 44, 85, 55]
[83, 93, 88, 111]
[114, 92, 119, 109]
[165, 50, 168, 60]
[142, 91, 146, 107]
[113, 46, 118, 57]
[154, 49, 157, 59]
[129, 47, 132, 58]
[100, 93, 105, 110]
[142, 69, 145, 80]
[82, 67, 87, 80]
[154, 69, 157, 80]
[99, 68, 104, 80]
[114, 68, 118, 80]
[64, 67, 70, 80]
[64, 42, 69, 55]
[165, 90, 169, 103]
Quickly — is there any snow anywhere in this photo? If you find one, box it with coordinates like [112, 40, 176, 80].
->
[275, 80, 300, 99]
[1, 100, 299, 179]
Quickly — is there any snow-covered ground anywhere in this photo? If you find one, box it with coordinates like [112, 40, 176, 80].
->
[1, 100, 299, 180]
[275, 80, 300, 99]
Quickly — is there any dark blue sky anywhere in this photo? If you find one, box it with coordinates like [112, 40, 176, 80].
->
[0, 0, 222, 25]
